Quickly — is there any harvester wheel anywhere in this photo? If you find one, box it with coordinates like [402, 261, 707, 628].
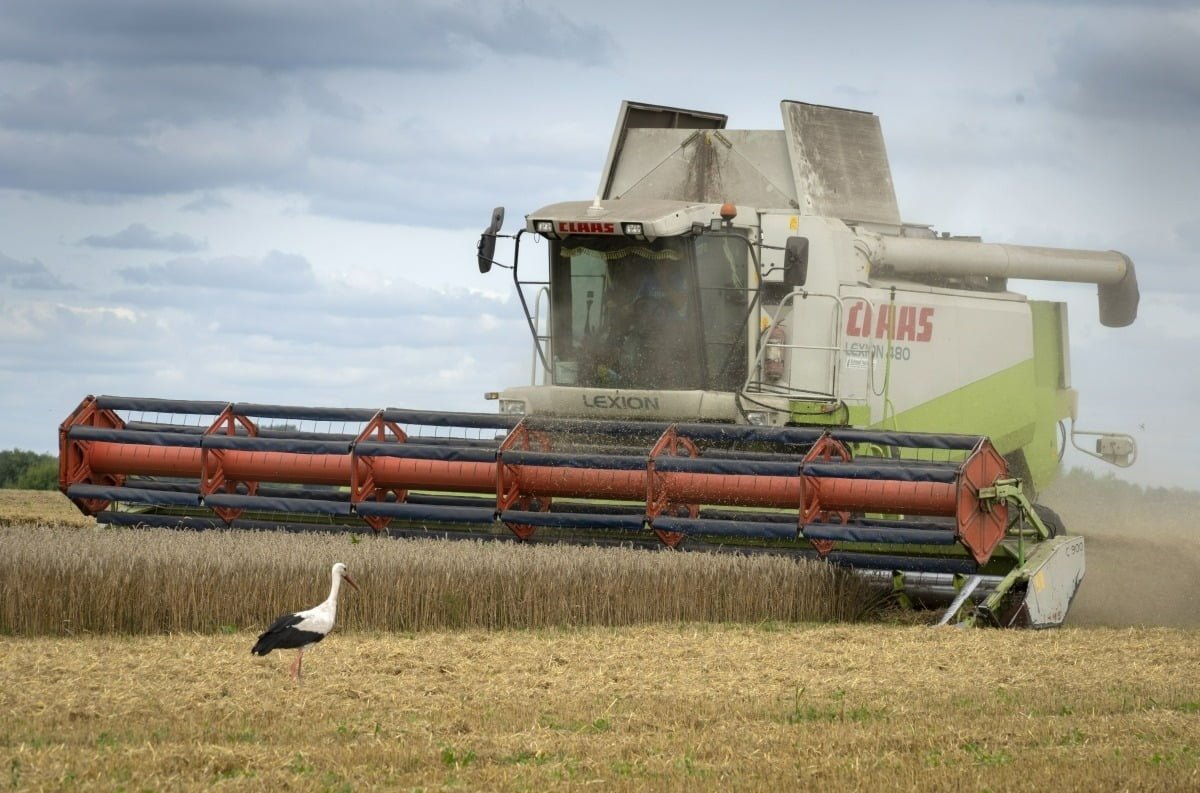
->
[1032, 503, 1064, 538]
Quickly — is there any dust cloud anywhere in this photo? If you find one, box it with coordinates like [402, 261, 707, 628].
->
[1040, 472, 1200, 627]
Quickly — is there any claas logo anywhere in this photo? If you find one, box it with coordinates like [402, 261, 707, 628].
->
[846, 300, 934, 342]
[557, 221, 617, 234]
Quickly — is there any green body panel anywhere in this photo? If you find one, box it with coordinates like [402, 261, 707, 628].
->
[788, 301, 1072, 493]
[880, 301, 1071, 492]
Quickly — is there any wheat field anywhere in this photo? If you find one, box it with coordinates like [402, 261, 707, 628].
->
[0, 520, 877, 636]
[2, 488, 1199, 791]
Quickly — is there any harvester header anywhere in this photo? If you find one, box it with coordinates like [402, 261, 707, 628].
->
[61, 394, 1078, 627]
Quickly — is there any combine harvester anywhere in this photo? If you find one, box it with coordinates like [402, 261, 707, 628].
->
[60, 100, 1139, 628]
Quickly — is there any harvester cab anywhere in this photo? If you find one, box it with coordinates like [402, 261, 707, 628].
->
[59, 100, 1141, 630]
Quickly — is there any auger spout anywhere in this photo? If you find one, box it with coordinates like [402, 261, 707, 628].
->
[864, 233, 1139, 327]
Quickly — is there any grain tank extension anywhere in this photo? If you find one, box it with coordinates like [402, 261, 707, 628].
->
[59, 100, 1139, 628]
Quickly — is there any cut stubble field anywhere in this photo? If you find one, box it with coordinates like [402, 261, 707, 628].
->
[1, 484, 1199, 791]
[4, 626, 1199, 791]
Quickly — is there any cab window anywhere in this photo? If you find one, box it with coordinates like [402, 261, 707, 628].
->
[549, 236, 703, 390]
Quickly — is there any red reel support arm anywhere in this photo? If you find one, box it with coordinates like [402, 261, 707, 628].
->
[350, 410, 409, 532]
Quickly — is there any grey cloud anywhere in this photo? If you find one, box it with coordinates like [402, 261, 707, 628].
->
[109, 265, 513, 324]
[78, 223, 207, 252]
[180, 192, 232, 213]
[0, 124, 305, 196]
[272, 140, 599, 228]
[95, 262, 526, 352]
[210, 300, 528, 352]
[2, 277, 529, 429]
[1046, 19, 1200, 123]
[0, 64, 286, 137]
[10, 272, 72, 290]
[118, 251, 316, 292]
[0, 1, 615, 71]
[1176, 218, 1200, 249]
[1028, 0, 1197, 7]
[296, 81, 365, 123]
[0, 251, 73, 290]
[0, 72, 598, 215]
[294, 112, 607, 226]
[1143, 222, 1200, 295]
[0, 0, 615, 211]
[1, 251, 41, 276]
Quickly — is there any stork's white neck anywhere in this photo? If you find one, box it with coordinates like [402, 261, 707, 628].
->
[325, 572, 343, 608]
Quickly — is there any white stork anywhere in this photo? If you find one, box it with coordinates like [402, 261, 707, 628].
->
[251, 562, 360, 681]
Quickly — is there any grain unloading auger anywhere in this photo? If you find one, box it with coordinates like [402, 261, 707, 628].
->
[61, 394, 1078, 627]
[59, 99, 1139, 628]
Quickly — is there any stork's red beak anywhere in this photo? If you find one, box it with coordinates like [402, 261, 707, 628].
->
[343, 572, 360, 591]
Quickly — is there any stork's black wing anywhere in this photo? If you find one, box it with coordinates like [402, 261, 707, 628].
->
[250, 613, 306, 656]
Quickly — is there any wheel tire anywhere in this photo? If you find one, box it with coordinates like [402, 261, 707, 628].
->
[1032, 503, 1064, 538]
[1003, 450, 1037, 501]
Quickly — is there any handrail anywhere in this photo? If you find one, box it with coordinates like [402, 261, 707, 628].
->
[744, 290, 846, 401]
[527, 285, 551, 385]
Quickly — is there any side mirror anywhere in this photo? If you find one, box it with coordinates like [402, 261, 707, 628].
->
[783, 236, 809, 288]
[477, 207, 505, 273]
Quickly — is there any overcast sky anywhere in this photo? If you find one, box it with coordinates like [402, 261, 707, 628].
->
[1, 0, 1197, 490]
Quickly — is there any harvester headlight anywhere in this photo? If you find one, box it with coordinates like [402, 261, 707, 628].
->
[533, 220, 556, 237]
[498, 399, 527, 416]
[621, 222, 645, 238]
[745, 410, 773, 426]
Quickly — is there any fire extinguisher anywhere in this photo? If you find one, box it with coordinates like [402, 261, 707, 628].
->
[764, 324, 786, 381]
